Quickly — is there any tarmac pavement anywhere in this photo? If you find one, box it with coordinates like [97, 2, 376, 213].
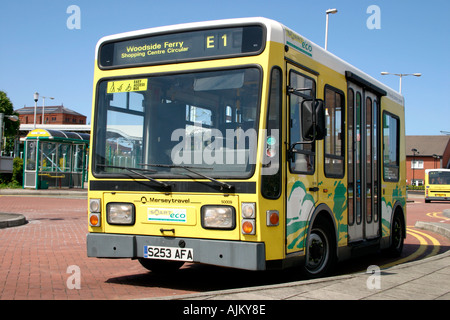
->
[1, 188, 449, 300]
[157, 246, 450, 300]
[0, 188, 86, 229]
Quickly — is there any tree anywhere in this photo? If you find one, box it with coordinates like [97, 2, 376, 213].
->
[0, 90, 20, 153]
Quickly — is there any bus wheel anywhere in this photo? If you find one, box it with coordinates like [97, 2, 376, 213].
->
[138, 258, 184, 273]
[386, 212, 404, 257]
[302, 219, 336, 278]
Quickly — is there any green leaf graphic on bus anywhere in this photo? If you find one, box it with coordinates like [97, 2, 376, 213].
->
[286, 181, 314, 250]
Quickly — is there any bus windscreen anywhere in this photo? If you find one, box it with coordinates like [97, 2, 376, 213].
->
[428, 171, 450, 185]
[99, 26, 264, 68]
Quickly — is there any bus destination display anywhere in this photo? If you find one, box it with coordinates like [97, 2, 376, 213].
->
[99, 26, 263, 68]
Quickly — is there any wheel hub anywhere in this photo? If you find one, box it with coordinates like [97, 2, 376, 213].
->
[308, 233, 326, 268]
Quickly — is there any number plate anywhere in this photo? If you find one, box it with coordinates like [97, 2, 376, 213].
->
[143, 245, 193, 262]
[436, 194, 445, 197]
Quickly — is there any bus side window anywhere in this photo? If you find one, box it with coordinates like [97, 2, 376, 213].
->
[382, 112, 400, 181]
[288, 71, 315, 174]
[324, 86, 345, 177]
[262, 67, 282, 199]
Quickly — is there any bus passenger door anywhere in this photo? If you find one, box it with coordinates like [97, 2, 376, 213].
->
[285, 64, 318, 254]
[364, 91, 380, 239]
[347, 82, 380, 242]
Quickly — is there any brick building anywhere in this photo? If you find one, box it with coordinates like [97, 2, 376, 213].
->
[15, 105, 86, 125]
[406, 135, 450, 186]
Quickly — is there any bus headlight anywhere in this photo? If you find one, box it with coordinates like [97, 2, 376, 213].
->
[201, 206, 235, 229]
[106, 203, 135, 225]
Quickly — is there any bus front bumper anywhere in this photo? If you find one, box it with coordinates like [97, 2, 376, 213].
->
[426, 196, 450, 201]
[87, 233, 266, 271]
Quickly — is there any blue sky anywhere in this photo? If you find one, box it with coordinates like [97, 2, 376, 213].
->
[0, 0, 448, 135]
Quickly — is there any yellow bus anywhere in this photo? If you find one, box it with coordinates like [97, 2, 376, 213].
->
[87, 18, 406, 277]
[425, 169, 450, 203]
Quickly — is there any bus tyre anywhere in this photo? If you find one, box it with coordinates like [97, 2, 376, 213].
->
[138, 258, 184, 273]
[385, 212, 404, 258]
[302, 219, 336, 278]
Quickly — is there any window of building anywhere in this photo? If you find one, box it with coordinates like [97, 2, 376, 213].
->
[411, 160, 423, 169]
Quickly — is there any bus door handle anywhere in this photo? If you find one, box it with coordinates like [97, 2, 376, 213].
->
[160, 228, 175, 233]
[309, 187, 320, 192]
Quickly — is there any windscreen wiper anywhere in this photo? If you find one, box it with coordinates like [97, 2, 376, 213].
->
[140, 163, 233, 191]
[97, 164, 171, 188]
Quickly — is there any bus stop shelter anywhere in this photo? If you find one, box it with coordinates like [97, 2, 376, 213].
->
[23, 129, 90, 189]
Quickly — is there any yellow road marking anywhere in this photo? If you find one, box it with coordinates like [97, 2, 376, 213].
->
[380, 226, 440, 269]
[381, 229, 426, 269]
[407, 228, 441, 258]
[426, 211, 450, 221]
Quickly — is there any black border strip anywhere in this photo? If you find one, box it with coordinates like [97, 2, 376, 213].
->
[285, 57, 319, 76]
[90, 180, 256, 194]
[98, 24, 267, 70]
[345, 71, 387, 96]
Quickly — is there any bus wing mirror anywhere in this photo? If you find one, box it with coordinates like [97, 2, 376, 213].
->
[315, 100, 325, 140]
[301, 99, 325, 141]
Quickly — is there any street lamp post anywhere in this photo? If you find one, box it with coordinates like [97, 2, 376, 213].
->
[33, 92, 39, 129]
[411, 148, 418, 186]
[41, 96, 55, 124]
[432, 154, 441, 169]
[325, 8, 338, 51]
[380, 72, 422, 94]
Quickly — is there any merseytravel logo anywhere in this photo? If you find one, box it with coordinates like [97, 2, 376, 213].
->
[147, 208, 187, 223]
[285, 28, 313, 57]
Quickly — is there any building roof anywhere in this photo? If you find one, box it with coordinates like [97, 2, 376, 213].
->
[406, 135, 450, 156]
[15, 105, 86, 117]
[20, 124, 91, 132]
[18, 124, 91, 141]
[26, 129, 90, 142]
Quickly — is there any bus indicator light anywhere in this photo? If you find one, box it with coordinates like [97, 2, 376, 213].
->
[89, 213, 100, 227]
[242, 220, 255, 235]
[89, 199, 101, 213]
[241, 203, 255, 219]
[267, 210, 279, 226]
